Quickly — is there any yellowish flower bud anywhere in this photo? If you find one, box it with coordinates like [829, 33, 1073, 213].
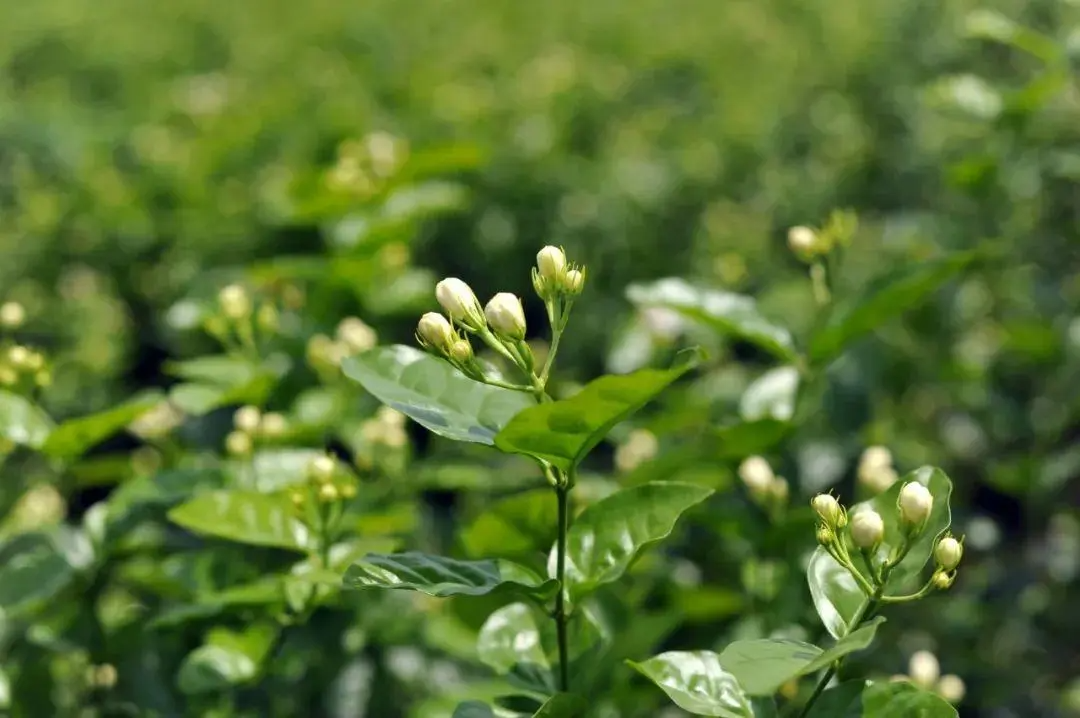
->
[340, 482, 358, 499]
[34, 369, 52, 388]
[738, 456, 774, 495]
[908, 650, 940, 688]
[8, 345, 31, 368]
[816, 524, 834, 547]
[787, 226, 820, 256]
[435, 278, 485, 330]
[260, 412, 288, 438]
[812, 494, 846, 529]
[233, 405, 262, 433]
[937, 674, 965, 704]
[318, 482, 339, 503]
[308, 455, 336, 484]
[484, 293, 527, 340]
[336, 317, 377, 353]
[536, 246, 567, 285]
[225, 430, 253, 456]
[934, 535, 963, 571]
[898, 481, 934, 526]
[290, 490, 306, 508]
[0, 366, 17, 386]
[0, 301, 26, 328]
[218, 284, 251, 319]
[449, 339, 473, 364]
[932, 569, 955, 591]
[416, 312, 454, 353]
[770, 477, 790, 503]
[850, 508, 885, 549]
[256, 303, 279, 333]
[563, 268, 585, 295]
[94, 664, 118, 689]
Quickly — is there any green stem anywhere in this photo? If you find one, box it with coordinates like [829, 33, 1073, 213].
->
[798, 593, 880, 717]
[481, 377, 535, 393]
[539, 326, 563, 388]
[554, 481, 570, 692]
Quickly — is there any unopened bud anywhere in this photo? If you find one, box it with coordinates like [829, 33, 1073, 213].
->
[484, 293, 527, 340]
[0, 301, 26, 328]
[340, 482, 358, 499]
[850, 508, 885, 549]
[260, 412, 288, 437]
[233, 405, 261, 433]
[898, 481, 933, 526]
[435, 278, 485, 330]
[908, 650, 940, 688]
[858, 446, 898, 493]
[8, 345, 30, 368]
[934, 535, 963, 571]
[816, 524, 834, 547]
[309, 455, 336, 483]
[218, 284, 251, 319]
[738, 456, 774, 495]
[337, 317, 377, 353]
[290, 490, 306, 508]
[536, 246, 567, 286]
[564, 268, 585, 295]
[417, 312, 454, 352]
[0, 366, 17, 386]
[937, 674, 965, 704]
[932, 569, 954, 591]
[770, 477, 790, 503]
[787, 226, 820, 257]
[449, 339, 473, 364]
[256, 303, 279, 333]
[812, 494, 846, 529]
[94, 664, 118, 689]
[225, 430, 252, 456]
[318, 482, 339, 503]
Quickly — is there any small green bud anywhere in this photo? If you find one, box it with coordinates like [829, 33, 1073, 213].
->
[449, 339, 473, 364]
[934, 535, 963, 571]
[416, 312, 454, 353]
[564, 268, 585, 295]
[932, 569, 955, 591]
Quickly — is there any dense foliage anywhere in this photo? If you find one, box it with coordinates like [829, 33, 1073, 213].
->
[0, 0, 1078, 715]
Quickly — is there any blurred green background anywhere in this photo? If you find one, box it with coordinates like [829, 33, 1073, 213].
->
[1, 0, 1079, 715]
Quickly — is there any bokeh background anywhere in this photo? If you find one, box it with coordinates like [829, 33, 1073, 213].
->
[1, 0, 1079, 715]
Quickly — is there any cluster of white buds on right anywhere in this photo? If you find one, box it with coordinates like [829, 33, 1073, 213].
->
[206, 284, 282, 357]
[810, 477, 960, 605]
[858, 445, 899, 494]
[0, 342, 51, 392]
[738, 456, 790, 510]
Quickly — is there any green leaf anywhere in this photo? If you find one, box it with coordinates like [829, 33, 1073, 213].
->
[0, 532, 74, 614]
[341, 345, 534, 445]
[247, 448, 325, 492]
[533, 693, 588, 717]
[0, 390, 54, 449]
[165, 354, 286, 416]
[176, 623, 279, 695]
[495, 360, 698, 472]
[42, 391, 163, 462]
[806, 546, 865, 640]
[477, 603, 550, 676]
[717, 617, 885, 695]
[626, 278, 797, 361]
[461, 489, 557, 562]
[629, 651, 754, 717]
[713, 420, 791, 459]
[343, 552, 558, 599]
[557, 482, 712, 601]
[739, 367, 799, 422]
[167, 490, 311, 551]
[809, 253, 975, 365]
[452, 702, 496, 718]
[804, 680, 958, 717]
[0, 665, 10, 709]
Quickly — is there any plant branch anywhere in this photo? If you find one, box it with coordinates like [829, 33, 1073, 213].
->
[554, 479, 571, 692]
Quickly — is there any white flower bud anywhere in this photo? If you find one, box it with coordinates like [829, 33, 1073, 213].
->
[484, 293, 527, 340]
[449, 339, 473, 364]
[898, 481, 934, 526]
[787, 226, 819, 255]
[233, 405, 262, 433]
[859, 445, 893, 471]
[536, 246, 567, 285]
[0, 301, 26, 328]
[811, 494, 846, 529]
[435, 278, 485, 330]
[564, 269, 585, 295]
[337, 317, 377, 353]
[94, 664, 118, 689]
[850, 508, 885, 549]
[8, 345, 31, 368]
[309, 455, 336, 484]
[934, 536, 963, 571]
[225, 430, 253, 456]
[416, 312, 454, 352]
[318, 482, 340, 503]
[738, 456, 774, 495]
[260, 412, 288, 437]
[218, 284, 251, 319]
[908, 650, 940, 688]
[937, 674, 965, 704]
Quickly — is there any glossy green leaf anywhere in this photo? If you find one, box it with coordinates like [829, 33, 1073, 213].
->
[0, 390, 54, 449]
[0, 532, 74, 614]
[461, 489, 557, 562]
[555, 482, 713, 600]
[629, 651, 754, 717]
[477, 602, 549, 676]
[343, 552, 558, 599]
[247, 448, 324, 492]
[809, 253, 975, 365]
[717, 617, 885, 695]
[341, 345, 534, 445]
[533, 693, 588, 717]
[626, 278, 797, 361]
[176, 623, 278, 694]
[167, 490, 311, 551]
[495, 361, 698, 471]
[804, 680, 958, 717]
[806, 546, 866, 640]
[42, 391, 163, 461]
[739, 367, 799, 422]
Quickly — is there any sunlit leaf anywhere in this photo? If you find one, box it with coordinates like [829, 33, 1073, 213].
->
[0, 390, 54, 449]
[42, 391, 163, 461]
[628, 651, 754, 717]
[804, 680, 958, 717]
[0, 532, 74, 614]
[344, 552, 558, 599]
[739, 367, 799, 422]
[168, 490, 311, 551]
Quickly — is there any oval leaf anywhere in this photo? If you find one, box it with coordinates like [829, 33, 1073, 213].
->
[809, 253, 975, 365]
[477, 603, 550, 676]
[626, 278, 796, 361]
[555, 482, 713, 601]
[0, 532, 74, 614]
[495, 360, 698, 471]
[717, 617, 885, 695]
[341, 345, 533, 445]
[628, 651, 753, 717]
[0, 390, 54, 449]
[177, 645, 257, 695]
[43, 391, 163, 462]
[343, 552, 558, 599]
[533, 693, 588, 717]
[167, 490, 311, 551]
[807, 546, 866, 640]
[804, 680, 958, 717]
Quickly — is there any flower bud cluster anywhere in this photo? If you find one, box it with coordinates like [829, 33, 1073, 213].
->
[326, 133, 409, 198]
[290, 454, 359, 513]
[787, 209, 858, 263]
[225, 405, 291, 457]
[532, 245, 586, 301]
[858, 445, 898, 493]
[738, 456, 790, 509]
[0, 341, 51, 392]
[307, 316, 379, 374]
[899, 651, 965, 705]
[208, 284, 285, 357]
